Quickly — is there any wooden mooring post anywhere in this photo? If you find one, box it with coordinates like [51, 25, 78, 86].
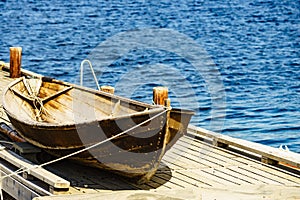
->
[100, 86, 115, 94]
[9, 47, 22, 78]
[153, 86, 168, 106]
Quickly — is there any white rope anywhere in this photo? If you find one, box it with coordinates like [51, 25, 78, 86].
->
[0, 108, 169, 181]
[0, 141, 14, 145]
[20, 78, 53, 121]
[80, 59, 100, 90]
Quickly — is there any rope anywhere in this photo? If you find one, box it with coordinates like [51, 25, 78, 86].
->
[80, 59, 100, 90]
[21, 78, 53, 121]
[31, 96, 53, 121]
[0, 141, 14, 145]
[33, 97, 44, 119]
[0, 107, 169, 181]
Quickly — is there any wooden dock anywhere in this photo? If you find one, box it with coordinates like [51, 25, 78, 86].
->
[0, 63, 299, 200]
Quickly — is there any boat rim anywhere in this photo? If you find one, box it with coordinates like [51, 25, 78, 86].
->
[2, 77, 167, 128]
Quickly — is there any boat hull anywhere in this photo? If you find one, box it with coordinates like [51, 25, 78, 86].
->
[3, 77, 194, 182]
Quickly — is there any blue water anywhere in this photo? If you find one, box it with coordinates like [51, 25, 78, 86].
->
[0, 0, 299, 152]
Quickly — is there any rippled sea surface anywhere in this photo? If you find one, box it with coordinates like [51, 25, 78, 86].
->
[0, 0, 299, 152]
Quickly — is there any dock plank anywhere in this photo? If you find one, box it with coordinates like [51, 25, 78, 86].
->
[174, 141, 240, 168]
[179, 136, 257, 168]
[234, 165, 284, 185]
[168, 170, 210, 188]
[188, 125, 300, 168]
[0, 148, 70, 190]
[165, 142, 224, 169]
[248, 165, 300, 186]
[32, 185, 300, 200]
[216, 166, 261, 185]
[201, 168, 241, 186]
[161, 154, 189, 170]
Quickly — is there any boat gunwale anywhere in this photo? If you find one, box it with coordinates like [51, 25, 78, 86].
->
[2, 77, 167, 128]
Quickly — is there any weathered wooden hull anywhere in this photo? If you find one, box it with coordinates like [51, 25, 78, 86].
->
[3, 77, 193, 182]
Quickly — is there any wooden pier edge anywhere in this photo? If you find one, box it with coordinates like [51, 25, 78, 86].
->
[32, 185, 300, 200]
[188, 124, 300, 169]
[0, 146, 70, 190]
[0, 160, 52, 200]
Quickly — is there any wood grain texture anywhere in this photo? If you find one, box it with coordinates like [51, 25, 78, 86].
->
[153, 87, 168, 105]
[9, 47, 22, 78]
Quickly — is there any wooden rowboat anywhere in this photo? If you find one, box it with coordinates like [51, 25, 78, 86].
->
[2, 77, 194, 183]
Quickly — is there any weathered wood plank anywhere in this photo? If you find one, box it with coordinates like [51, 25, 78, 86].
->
[188, 125, 300, 169]
[161, 154, 188, 170]
[32, 185, 300, 200]
[166, 170, 207, 188]
[0, 147, 70, 190]
[180, 135, 238, 159]
[178, 141, 251, 166]
[167, 146, 226, 169]
[172, 145, 228, 168]
[248, 165, 300, 186]
[33, 189, 202, 200]
[151, 173, 174, 187]
[156, 173, 196, 189]
[146, 176, 175, 189]
[44, 160, 134, 191]
[201, 168, 241, 186]
[0, 163, 52, 199]
[165, 152, 209, 169]
[232, 156, 262, 166]
[217, 166, 262, 185]
[234, 165, 284, 185]
[180, 135, 258, 167]
[173, 140, 244, 168]
[177, 169, 226, 187]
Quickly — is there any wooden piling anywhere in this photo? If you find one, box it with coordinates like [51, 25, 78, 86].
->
[153, 87, 168, 105]
[100, 86, 115, 94]
[9, 47, 22, 78]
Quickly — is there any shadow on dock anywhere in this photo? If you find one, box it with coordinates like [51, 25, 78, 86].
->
[44, 159, 172, 190]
